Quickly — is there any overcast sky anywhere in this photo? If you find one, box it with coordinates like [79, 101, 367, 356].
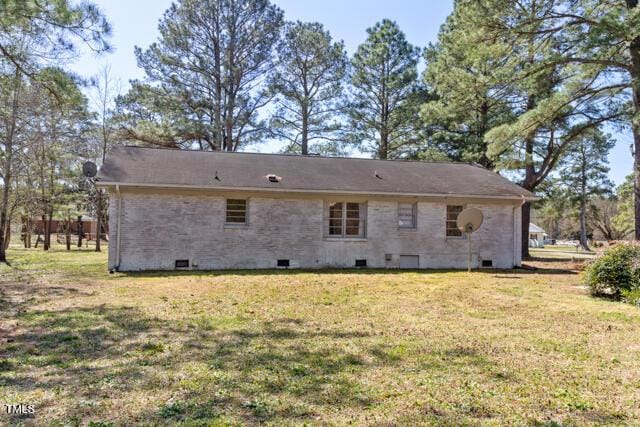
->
[68, 0, 633, 185]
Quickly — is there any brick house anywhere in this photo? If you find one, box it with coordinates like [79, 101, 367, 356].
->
[97, 146, 535, 271]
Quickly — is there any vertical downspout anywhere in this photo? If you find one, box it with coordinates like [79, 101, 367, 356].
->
[115, 184, 122, 271]
[513, 195, 526, 267]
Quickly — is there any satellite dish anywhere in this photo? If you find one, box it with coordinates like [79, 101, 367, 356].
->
[455, 207, 484, 272]
[456, 207, 484, 233]
[82, 161, 97, 178]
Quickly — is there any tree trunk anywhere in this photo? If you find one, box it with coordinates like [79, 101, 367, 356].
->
[520, 92, 537, 259]
[378, 132, 388, 160]
[43, 214, 51, 251]
[42, 215, 48, 251]
[301, 105, 309, 155]
[3, 225, 10, 251]
[26, 217, 31, 248]
[77, 215, 83, 248]
[0, 186, 10, 262]
[21, 216, 27, 248]
[0, 69, 20, 264]
[579, 200, 590, 251]
[629, 0, 640, 240]
[521, 202, 531, 260]
[95, 190, 102, 252]
[225, 105, 234, 152]
[65, 216, 71, 251]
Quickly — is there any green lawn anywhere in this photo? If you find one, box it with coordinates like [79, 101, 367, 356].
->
[530, 246, 597, 261]
[1, 245, 639, 425]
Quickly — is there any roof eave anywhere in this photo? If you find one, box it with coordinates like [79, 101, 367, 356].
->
[96, 181, 539, 202]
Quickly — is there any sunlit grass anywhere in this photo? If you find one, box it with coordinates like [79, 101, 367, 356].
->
[0, 244, 639, 425]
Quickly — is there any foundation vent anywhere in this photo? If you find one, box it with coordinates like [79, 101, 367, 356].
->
[175, 259, 190, 269]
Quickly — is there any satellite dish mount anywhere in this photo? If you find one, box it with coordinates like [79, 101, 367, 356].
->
[456, 207, 484, 272]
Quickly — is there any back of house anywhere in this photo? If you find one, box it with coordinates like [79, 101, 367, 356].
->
[97, 146, 535, 271]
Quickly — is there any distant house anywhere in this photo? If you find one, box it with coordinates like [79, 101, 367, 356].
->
[97, 146, 536, 271]
[528, 223, 547, 248]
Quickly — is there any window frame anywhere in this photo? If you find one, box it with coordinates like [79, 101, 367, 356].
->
[398, 202, 418, 229]
[324, 201, 367, 239]
[225, 198, 248, 225]
[445, 204, 465, 238]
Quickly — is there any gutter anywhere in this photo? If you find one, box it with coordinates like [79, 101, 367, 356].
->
[513, 195, 527, 267]
[96, 181, 539, 202]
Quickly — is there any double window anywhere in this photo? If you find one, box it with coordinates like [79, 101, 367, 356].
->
[326, 202, 366, 238]
[398, 202, 417, 229]
[226, 199, 247, 224]
[446, 205, 464, 237]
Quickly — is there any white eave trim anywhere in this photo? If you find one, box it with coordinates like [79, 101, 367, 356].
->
[96, 181, 539, 202]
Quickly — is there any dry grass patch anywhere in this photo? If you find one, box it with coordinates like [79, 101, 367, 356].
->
[1, 246, 639, 425]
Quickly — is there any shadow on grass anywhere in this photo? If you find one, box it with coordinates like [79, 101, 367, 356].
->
[0, 305, 396, 424]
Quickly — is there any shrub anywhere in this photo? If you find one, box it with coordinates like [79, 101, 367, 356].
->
[583, 243, 640, 299]
[622, 289, 640, 307]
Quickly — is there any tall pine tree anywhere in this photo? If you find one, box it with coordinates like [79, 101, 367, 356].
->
[269, 21, 348, 155]
[348, 20, 424, 159]
[118, 0, 284, 151]
[422, 1, 514, 168]
[560, 130, 614, 250]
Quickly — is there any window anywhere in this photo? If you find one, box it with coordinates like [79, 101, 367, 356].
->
[325, 202, 366, 238]
[226, 199, 247, 224]
[398, 202, 417, 229]
[446, 205, 464, 237]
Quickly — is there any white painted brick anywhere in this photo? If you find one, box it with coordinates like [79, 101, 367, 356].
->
[108, 192, 521, 271]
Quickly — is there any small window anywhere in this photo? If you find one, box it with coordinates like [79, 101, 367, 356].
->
[325, 202, 366, 238]
[355, 259, 367, 267]
[226, 199, 247, 224]
[446, 205, 464, 237]
[398, 202, 417, 228]
[277, 259, 290, 267]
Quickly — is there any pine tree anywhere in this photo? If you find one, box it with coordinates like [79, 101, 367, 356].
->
[118, 0, 284, 151]
[613, 174, 635, 237]
[348, 20, 423, 159]
[475, 0, 640, 241]
[431, 0, 622, 257]
[422, 1, 514, 168]
[270, 21, 348, 155]
[560, 130, 614, 250]
[0, 0, 110, 263]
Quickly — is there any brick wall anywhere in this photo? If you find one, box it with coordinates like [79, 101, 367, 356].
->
[108, 191, 521, 271]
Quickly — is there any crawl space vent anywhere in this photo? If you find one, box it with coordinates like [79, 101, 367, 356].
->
[277, 259, 290, 267]
[175, 259, 189, 269]
[267, 174, 281, 183]
[481, 260, 493, 268]
[355, 259, 367, 267]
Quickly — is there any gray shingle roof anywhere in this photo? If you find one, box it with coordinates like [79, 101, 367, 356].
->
[97, 146, 535, 200]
